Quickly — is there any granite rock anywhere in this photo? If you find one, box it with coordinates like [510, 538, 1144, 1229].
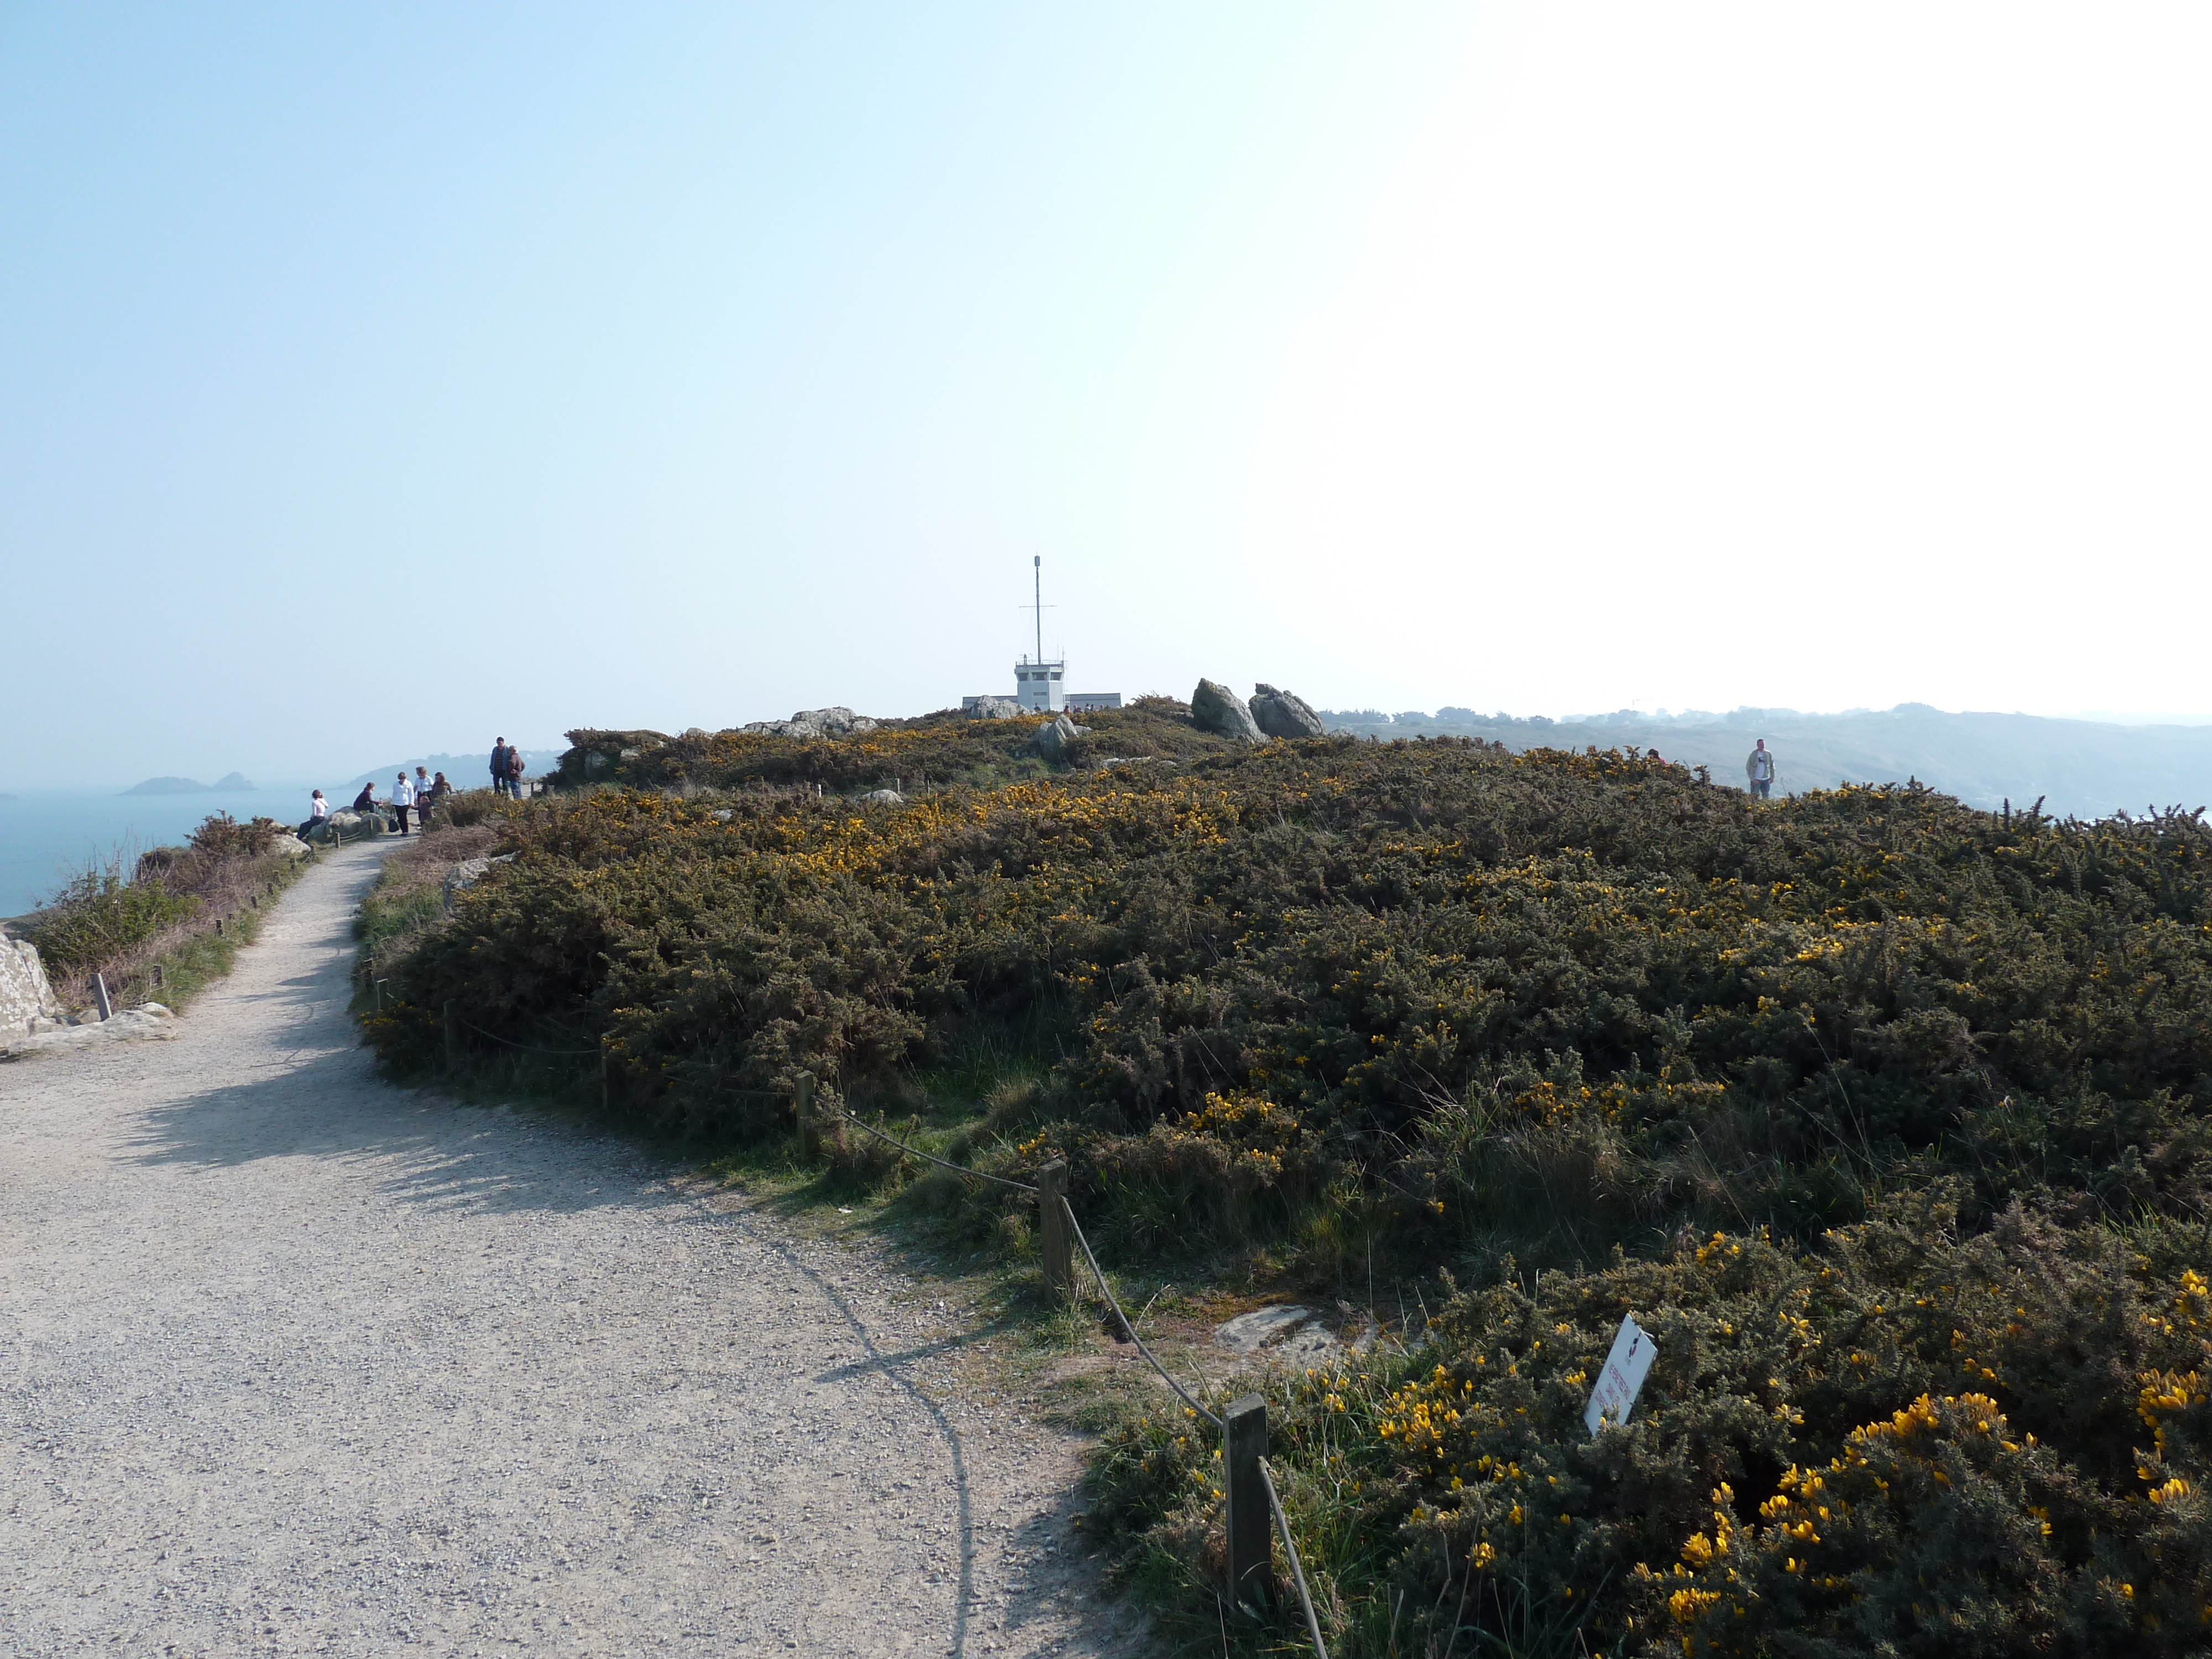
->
[1191, 679, 1265, 743]
[1250, 683, 1326, 740]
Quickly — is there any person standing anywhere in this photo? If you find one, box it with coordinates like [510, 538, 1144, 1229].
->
[1746, 739, 1776, 800]
[392, 770, 416, 835]
[491, 737, 512, 798]
[505, 744, 526, 799]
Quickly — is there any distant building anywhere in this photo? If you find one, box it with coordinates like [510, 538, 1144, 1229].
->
[963, 557, 1118, 716]
[1015, 655, 1065, 712]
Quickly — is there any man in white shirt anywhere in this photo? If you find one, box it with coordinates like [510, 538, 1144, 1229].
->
[1746, 740, 1776, 800]
[392, 771, 416, 836]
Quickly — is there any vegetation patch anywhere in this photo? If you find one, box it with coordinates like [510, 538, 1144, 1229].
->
[362, 723, 2212, 1653]
[29, 812, 315, 1010]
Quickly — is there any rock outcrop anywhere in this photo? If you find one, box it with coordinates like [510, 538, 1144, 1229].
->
[3, 1001, 178, 1057]
[0, 927, 64, 1043]
[1191, 680, 1266, 743]
[960, 697, 1023, 721]
[1250, 683, 1326, 740]
[858, 789, 905, 805]
[1034, 715, 1089, 761]
[444, 852, 517, 910]
[740, 707, 882, 741]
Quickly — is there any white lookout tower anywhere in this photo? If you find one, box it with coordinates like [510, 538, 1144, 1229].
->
[1015, 555, 1064, 712]
[962, 556, 1121, 716]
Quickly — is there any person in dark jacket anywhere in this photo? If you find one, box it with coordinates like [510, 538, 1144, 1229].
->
[351, 781, 378, 813]
[491, 738, 512, 797]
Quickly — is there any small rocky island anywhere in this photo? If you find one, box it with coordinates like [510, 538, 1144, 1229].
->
[122, 773, 255, 796]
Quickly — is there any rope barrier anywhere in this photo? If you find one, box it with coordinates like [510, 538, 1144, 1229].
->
[743, 1098, 1324, 1648]
[827, 1108, 1040, 1194]
[1058, 1196, 1224, 1430]
[455, 1017, 602, 1057]
[1259, 1457, 1331, 1658]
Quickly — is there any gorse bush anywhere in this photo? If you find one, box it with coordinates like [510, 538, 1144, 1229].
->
[366, 731, 2212, 1653]
[186, 811, 286, 858]
[376, 737, 2212, 1243]
[1095, 1188, 2210, 1655]
[559, 698, 1232, 794]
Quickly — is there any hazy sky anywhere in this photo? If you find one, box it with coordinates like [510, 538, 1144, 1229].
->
[6, 4, 2209, 787]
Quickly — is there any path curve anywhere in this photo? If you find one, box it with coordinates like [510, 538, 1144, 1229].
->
[0, 842, 1147, 1657]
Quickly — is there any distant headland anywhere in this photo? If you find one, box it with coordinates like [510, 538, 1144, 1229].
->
[121, 773, 255, 796]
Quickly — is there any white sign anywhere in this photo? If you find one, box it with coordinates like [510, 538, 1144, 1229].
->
[1584, 1314, 1657, 1436]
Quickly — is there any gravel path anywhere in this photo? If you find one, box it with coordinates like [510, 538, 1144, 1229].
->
[1, 842, 1151, 1657]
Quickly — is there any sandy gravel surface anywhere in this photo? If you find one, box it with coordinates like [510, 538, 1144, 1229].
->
[0, 842, 1150, 1657]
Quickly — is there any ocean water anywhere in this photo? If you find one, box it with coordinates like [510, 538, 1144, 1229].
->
[0, 784, 320, 920]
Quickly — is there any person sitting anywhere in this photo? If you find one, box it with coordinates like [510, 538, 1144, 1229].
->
[296, 789, 330, 841]
[351, 781, 378, 813]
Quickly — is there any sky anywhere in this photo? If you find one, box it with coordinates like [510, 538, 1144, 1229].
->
[5, 3, 2209, 788]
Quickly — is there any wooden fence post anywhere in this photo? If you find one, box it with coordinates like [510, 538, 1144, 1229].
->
[1037, 1160, 1071, 1296]
[93, 972, 114, 1022]
[1225, 1394, 1272, 1610]
[444, 999, 456, 1068]
[151, 963, 165, 990]
[796, 1071, 820, 1161]
[215, 916, 225, 937]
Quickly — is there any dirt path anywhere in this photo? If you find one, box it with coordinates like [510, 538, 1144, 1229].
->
[0, 842, 1150, 1658]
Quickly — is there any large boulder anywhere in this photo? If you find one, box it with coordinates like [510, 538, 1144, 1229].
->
[270, 832, 312, 860]
[1191, 680, 1266, 743]
[740, 706, 882, 741]
[858, 788, 906, 805]
[1033, 714, 1089, 761]
[1250, 683, 1326, 740]
[0, 927, 64, 1044]
[961, 697, 1024, 721]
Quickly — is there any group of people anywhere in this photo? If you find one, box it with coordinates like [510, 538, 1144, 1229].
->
[489, 738, 528, 798]
[291, 740, 529, 842]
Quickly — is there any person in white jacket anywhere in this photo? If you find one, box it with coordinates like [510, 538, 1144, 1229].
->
[391, 771, 416, 836]
[296, 790, 330, 842]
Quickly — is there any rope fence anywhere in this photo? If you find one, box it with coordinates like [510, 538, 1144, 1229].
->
[453, 1014, 602, 1057]
[1260, 1457, 1331, 1659]
[1058, 1197, 1222, 1429]
[806, 1091, 1326, 1653]
[827, 1106, 1040, 1195]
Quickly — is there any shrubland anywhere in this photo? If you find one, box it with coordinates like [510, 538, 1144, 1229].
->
[28, 811, 314, 1010]
[364, 718, 2212, 1653]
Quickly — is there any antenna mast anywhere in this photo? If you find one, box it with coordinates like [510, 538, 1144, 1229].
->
[1033, 555, 1044, 663]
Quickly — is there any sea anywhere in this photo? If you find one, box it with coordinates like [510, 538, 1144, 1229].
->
[0, 783, 319, 921]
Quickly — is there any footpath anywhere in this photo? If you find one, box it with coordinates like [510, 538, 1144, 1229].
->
[0, 841, 1148, 1657]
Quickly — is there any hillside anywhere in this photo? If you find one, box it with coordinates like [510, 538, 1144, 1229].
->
[363, 711, 2212, 1655]
[1322, 702, 2212, 820]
